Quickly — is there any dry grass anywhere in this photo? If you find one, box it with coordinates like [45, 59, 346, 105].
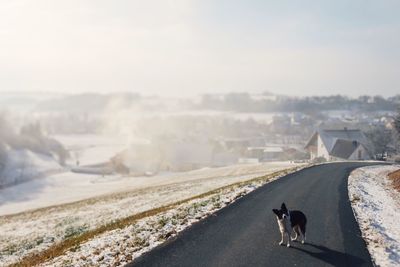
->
[388, 169, 400, 192]
[9, 166, 306, 267]
[350, 194, 361, 203]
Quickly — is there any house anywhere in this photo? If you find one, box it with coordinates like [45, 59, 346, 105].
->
[220, 137, 265, 150]
[305, 128, 371, 161]
[263, 146, 284, 161]
[246, 146, 284, 161]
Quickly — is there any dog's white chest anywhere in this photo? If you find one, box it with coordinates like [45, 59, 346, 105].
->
[277, 218, 291, 233]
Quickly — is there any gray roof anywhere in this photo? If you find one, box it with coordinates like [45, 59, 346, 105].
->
[318, 129, 368, 152]
[330, 139, 360, 159]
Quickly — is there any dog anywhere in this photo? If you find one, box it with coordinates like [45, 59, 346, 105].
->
[272, 203, 307, 247]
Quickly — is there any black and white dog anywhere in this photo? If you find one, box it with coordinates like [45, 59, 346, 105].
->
[272, 203, 307, 247]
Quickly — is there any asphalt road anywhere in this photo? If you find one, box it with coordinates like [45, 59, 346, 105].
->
[127, 162, 384, 267]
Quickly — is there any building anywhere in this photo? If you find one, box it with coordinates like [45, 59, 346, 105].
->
[246, 146, 284, 162]
[305, 128, 371, 161]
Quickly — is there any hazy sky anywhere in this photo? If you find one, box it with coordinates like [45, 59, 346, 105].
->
[1, 0, 400, 97]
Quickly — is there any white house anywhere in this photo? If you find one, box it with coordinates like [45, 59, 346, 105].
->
[305, 128, 371, 161]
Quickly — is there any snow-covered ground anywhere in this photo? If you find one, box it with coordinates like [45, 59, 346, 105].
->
[0, 162, 306, 266]
[54, 134, 130, 166]
[0, 161, 299, 216]
[348, 165, 400, 267]
[0, 149, 63, 188]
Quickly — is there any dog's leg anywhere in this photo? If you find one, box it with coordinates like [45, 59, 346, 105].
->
[296, 226, 301, 241]
[299, 232, 305, 244]
[286, 232, 291, 247]
[290, 230, 296, 241]
[279, 232, 284, 246]
[291, 226, 299, 241]
[300, 224, 306, 244]
[302, 233, 306, 244]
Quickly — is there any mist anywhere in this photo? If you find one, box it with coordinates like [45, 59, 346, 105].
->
[0, 91, 398, 181]
[1, 1, 400, 265]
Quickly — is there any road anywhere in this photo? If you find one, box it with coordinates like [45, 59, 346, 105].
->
[128, 162, 384, 267]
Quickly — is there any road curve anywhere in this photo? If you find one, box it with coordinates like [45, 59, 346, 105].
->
[127, 162, 384, 267]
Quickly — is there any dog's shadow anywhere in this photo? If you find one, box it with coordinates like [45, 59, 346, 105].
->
[292, 243, 366, 267]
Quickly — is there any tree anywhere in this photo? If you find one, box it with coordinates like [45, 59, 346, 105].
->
[394, 107, 400, 152]
[0, 142, 8, 186]
[394, 108, 400, 135]
[365, 125, 393, 158]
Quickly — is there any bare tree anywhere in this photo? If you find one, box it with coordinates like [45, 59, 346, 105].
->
[366, 125, 394, 159]
[394, 107, 400, 153]
[0, 143, 7, 186]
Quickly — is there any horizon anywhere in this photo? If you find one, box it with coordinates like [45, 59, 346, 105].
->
[1, 89, 400, 99]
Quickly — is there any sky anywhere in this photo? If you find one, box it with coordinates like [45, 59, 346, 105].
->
[0, 0, 400, 97]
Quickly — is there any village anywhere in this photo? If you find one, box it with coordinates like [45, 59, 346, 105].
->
[71, 111, 391, 177]
[1, 92, 398, 183]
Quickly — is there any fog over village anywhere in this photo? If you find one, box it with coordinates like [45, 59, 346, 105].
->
[0, 91, 399, 189]
[1, 1, 400, 267]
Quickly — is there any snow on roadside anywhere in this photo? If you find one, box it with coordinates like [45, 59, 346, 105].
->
[348, 165, 400, 267]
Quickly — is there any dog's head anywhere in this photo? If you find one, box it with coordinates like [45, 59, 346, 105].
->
[272, 203, 289, 221]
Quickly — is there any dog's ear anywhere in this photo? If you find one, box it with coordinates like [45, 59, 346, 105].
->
[281, 203, 287, 210]
[272, 209, 279, 215]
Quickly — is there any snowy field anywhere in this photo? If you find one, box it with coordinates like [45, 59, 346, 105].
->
[348, 165, 400, 267]
[0, 149, 63, 188]
[54, 134, 130, 166]
[0, 161, 305, 266]
[0, 134, 127, 188]
[0, 161, 299, 216]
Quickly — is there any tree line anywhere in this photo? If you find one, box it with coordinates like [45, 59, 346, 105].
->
[199, 93, 400, 112]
